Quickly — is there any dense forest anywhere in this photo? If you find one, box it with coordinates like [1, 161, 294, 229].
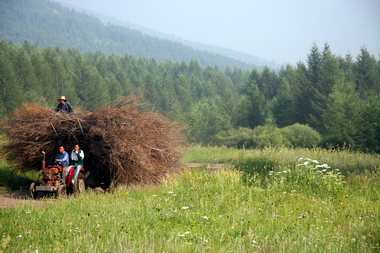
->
[1, 40, 380, 152]
[0, 0, 256, 71]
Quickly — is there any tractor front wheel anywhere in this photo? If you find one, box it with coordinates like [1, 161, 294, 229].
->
[74, 174, 86, 193]
[57, 185, 66, 197]
[29, 182, 37, 199]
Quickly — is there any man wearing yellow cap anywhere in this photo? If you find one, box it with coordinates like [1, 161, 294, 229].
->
[54, 96, 74, 114]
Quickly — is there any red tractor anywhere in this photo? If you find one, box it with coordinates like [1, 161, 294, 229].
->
[29, 151, 86, 199]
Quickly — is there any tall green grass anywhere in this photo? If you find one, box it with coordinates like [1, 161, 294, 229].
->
[182, 145, 380, 175]
[1, 146, 379, 252]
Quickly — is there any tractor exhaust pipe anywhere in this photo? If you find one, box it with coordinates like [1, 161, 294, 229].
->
[42, 151, 46, 170]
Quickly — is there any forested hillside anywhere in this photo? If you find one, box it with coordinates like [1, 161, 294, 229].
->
[58, 2, 280, 69]
[0, 0, 256, 70]
[1, 40, 379, 152]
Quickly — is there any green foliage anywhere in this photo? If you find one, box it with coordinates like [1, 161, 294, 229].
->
[214, 123, 320, 150]
[187, 97, 232, 144]
[281, 123, 321, 148]
[309, 44, 345, 131]
[0, 40, 244, 118]
[355, 47, 380, 98]
[0, 46, 23, 117]
[270, 79, 295, 127]
[239, 73, 266, 128]
[212, 127, 255, 149]
[0, 161, 40, 193]
[251, 116, 284, 149]
[355, 95, 380, 153]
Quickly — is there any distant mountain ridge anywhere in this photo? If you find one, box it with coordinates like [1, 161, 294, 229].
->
[0, 0, 278, 70]
[57, 0, 280, 69]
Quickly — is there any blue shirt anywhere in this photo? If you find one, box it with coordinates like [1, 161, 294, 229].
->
[55, 151, 69, 165]
[55, 102, 74, 114]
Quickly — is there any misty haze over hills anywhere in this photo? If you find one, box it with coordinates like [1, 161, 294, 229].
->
[56, 0, 280, 69]
[1, 0, 274, 71]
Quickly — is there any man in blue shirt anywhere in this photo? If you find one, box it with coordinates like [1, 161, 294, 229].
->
[54, 96, 74, 114]
[54, 146, 69, 165]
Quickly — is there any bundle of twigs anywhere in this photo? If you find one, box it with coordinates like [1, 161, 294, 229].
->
[3, 103, 186, 185]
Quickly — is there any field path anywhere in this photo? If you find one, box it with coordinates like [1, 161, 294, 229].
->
[0, 189, 32, 209]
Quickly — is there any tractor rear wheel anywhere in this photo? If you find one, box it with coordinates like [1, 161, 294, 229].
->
[29, 182, 37, 199]
[57, 185, 66, 197]
[74, 173, 86, 193]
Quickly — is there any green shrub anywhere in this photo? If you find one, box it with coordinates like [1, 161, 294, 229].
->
[281, 123, 321, 148]
[212, 127, 255, 148]
[252, 124, 284, 149]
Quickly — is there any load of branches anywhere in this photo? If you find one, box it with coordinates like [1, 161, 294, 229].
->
[2, 102, 186, 185]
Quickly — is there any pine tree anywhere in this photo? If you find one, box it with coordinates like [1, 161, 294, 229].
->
[293, 62, 311, 124]
[270, 80, 295, 127]
[309, 43, 344, 131]
[13, 47, 39, 102]
[187, 96, 232, 143]
[238, 80, 265, 128]
[355, 47, 379, 98]
[42, 47, 77, 105]
[30, 50, 55, 107]
[357, 95, 380, 152]
[322, 80, 361, 147]
[0, 51, 22, 116]
[259, 66, 280, 102]
[73, 54, 92, 108]
[306, 43, 322, 88]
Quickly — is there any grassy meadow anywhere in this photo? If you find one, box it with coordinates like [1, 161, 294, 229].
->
[1, 145, 380, 252]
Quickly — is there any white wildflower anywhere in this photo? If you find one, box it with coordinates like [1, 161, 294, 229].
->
[181, 207, 189, 209]
[316, 164, 330, 169]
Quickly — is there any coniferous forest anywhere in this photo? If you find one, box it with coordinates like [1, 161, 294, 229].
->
[1, 0, 380, 153]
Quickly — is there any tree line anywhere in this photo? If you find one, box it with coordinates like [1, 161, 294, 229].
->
[1, 40, 380, 152]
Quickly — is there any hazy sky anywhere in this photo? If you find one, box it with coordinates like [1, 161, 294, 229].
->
[58, 0, 380, 65]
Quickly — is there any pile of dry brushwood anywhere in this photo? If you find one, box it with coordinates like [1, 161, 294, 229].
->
[3, 103, 186, 185]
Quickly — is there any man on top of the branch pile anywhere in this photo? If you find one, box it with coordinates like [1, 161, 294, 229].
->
[54, 96, 74, 114]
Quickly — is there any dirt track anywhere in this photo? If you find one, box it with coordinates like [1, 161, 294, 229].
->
[0, 189, 32, 209]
